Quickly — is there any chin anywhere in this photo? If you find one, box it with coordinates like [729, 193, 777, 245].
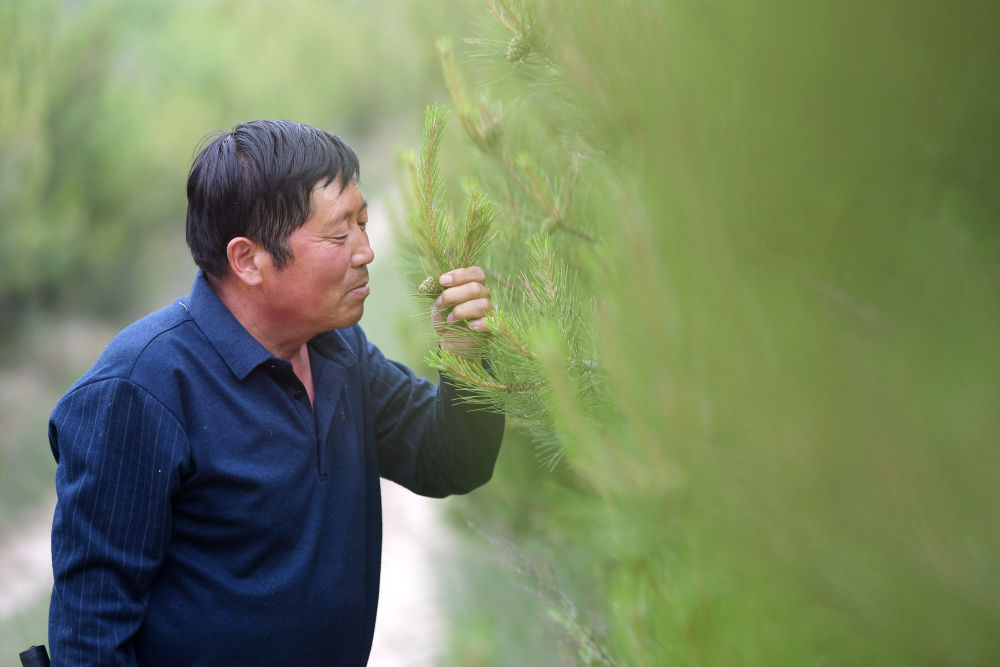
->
[335, 308, 365, 330]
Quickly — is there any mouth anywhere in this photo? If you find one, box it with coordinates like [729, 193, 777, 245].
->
[347, 281, 370, 297]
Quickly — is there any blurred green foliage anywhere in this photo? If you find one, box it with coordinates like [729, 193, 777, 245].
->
[0, 0, 474, 334]
[429, 0, 1000, 664]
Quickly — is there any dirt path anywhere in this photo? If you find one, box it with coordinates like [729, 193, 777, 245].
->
[0, 496, 55, 624]
[0, 485, 451, 663]
[370, 482, 454, 665]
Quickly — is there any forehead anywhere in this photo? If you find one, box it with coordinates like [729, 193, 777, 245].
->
[313, 177, 364, 205]
[309, 178, 366, 219]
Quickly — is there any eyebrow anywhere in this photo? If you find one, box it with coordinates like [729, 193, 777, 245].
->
[344, 200, 367, 222]
[330, 199, 366, 224]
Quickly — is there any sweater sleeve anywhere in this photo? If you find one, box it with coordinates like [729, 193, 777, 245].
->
[48, 378, 187, 666]
[363, 338, 505, 498]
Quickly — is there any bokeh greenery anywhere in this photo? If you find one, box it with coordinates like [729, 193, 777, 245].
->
[421, 0, 1000, 665]
[1, 0, 478, 326]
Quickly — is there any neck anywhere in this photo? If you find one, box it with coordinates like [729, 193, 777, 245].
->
[209, 274, 308, 361]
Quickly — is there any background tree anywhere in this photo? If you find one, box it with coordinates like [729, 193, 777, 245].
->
[404, 0, 1000, 664]
[0, 0, 475, 336]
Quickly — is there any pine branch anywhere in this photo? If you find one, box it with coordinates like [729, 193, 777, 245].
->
[518, 153, 595, 243]
[428, 311, 546, 394]
[459, 187, 499, 268]
[402, 2, 609, 464]
[438, 39, 502, 151]
[484, 308, 537, 361]
[436, 348, 545, 394]
[466, 521, 619, 666]
[410, 104, 451, 291]
[439, 43, 594, 246]
[408, 105, 499, 300]
[485, 0, 547, 65]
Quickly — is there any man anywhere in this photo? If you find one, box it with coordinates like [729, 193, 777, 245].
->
[47, 119, 504, 665]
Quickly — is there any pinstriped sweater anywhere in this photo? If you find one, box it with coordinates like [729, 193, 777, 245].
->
[47, 272, 504, 665]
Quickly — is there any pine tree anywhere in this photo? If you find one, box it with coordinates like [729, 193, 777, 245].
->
[402, 4, 606, 465]
[402, 0, 1000, 665]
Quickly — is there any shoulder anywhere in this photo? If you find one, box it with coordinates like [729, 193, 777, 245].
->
[68, 301, 200, 392]
[52, 301, 203, 437]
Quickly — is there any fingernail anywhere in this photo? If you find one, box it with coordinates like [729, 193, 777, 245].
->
[434, 297, 442, 308]
[439, 274, 453, 286]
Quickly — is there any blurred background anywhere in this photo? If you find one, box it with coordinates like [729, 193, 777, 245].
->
[3, 0, 1000, 665]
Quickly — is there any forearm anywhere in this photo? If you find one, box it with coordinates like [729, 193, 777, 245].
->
[417, 372, 505, 495]
[366, 332, 504, 496]
[48, 379, 183, 664]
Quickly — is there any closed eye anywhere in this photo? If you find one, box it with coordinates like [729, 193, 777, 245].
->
[327, 218, 367, 242]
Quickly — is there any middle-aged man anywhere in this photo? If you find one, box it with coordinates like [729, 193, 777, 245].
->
[46, 119, 505, 665]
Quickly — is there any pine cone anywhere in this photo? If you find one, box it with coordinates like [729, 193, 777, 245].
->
[417, 275, 441, 296]
[506, 34, 530, 63]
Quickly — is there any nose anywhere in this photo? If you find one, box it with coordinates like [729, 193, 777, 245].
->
[351, 235, 374, 267]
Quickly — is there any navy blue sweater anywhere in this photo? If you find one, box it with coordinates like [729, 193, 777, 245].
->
[47, 273, 504, 665]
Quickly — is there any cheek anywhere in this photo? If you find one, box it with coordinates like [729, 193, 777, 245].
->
[324, 256, 347, 276]
[318, 255, 351, 286]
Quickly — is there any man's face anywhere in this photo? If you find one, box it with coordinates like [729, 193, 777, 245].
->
[260, 178, 374, 336]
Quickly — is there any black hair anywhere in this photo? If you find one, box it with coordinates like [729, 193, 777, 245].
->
[185, 119, 360, 278]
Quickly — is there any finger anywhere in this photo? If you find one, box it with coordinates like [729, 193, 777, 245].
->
[446, 297, 493, 323]
[466, 318, 490, 333]
[434, 281, 491, 310]
[439, 266, 487, 288]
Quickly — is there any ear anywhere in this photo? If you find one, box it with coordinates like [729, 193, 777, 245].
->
[226, 237, 268, 286]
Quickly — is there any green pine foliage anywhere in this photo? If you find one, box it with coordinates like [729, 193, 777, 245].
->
[404, 115, 597, 457]
[405, 0, 1000, 665]
[409, 105, 498, 300]
[404, 9, 606, 462]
